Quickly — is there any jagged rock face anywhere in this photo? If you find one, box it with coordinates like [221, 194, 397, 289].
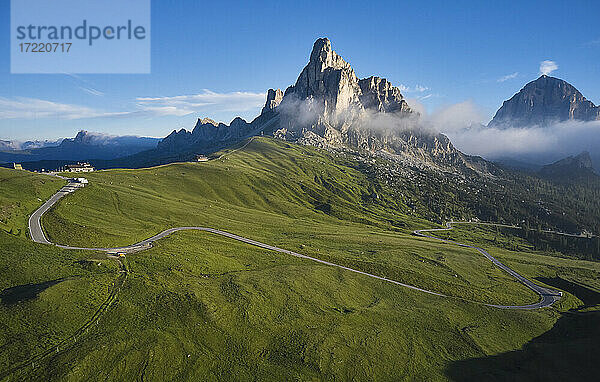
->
[157, 129, 193, 152]
[157, 117, 253, 152]
[285, 38, 363, 115]
[489, 75, 600, 128]
[344, 128, 464, 165]
[279, 38, 413, 125]
[358, 76, 412, 113]
[262, 89, 283, 114]
[65, 131, 95, 145]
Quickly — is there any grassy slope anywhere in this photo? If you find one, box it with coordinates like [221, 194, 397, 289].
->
[16, 231, 556, 381]
[433, 225, 600, 298]
[0, 169, 64, 237]
[43, 138, 537, 305]
[1, 140, 598, 380]
[0, 168, 120, 375]
[435, 224, 600, 380]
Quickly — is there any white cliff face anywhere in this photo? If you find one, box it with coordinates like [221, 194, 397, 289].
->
[286, 38, 362, 114]
[281, 38, 414, 119]
[270, 38, 463, 167]
[276, 38, 363, 141]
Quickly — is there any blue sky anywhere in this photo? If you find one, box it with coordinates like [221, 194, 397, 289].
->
[1, 0, 599, 141]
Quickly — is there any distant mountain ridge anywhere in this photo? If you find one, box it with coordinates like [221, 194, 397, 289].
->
[0, 130, 160, 164]
[0, 138, 63, 151]
[539, 151, 597, 181]
[489, 75, 600, 128]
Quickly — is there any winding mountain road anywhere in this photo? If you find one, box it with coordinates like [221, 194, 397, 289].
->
[413, 223, 562, 309]
[29, 180, 561, 310]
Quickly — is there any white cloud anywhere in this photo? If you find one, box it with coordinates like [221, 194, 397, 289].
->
[497, 72, 519, 82]
[0, 90, 267, 121]
[0, 97, 117, 120]
[539, 60, 558, 76]
[426, 101, 485, 133]
[397, 100, 600, 166]
[399, 84, 429, 93]
[135, 90, 266, 117]
[79, 87, 105, 97]
[430, 106, 600, 165]
[63, 73, 105, 97]
[414, 85, 429, 92]
[405, 98, 426, 116]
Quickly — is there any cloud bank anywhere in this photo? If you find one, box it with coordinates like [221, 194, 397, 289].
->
[278, 95, 599, 168]
[420, 100, 600, 167]
[445, 120, 600, 164]
[398, 84, 429, 93]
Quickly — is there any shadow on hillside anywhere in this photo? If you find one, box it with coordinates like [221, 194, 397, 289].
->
[0, 279, 65, 306]
[536, 277, 600, 309]
[445, 278, 600, 381]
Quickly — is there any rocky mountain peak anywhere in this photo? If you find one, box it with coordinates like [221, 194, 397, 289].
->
[63, 130, 109, 146]
[284, 37, 361, 116]
[281, 38, 415, 118]
[267, 38, 468, 169]
[158, 38, 469, 171]
[262, 88, 283, 113]
[71, 130, 90, 143]
[489, 75, 600, 128]
[197, 117, 219, 127]
[309, 38, 352, 72]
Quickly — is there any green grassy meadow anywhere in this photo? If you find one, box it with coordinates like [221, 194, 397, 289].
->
[1, 138, 599, 380]
[0, 168, 119, 377]
[0, 169, 64, 237]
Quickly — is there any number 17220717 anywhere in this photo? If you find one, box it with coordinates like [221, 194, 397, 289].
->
[19, 42, 72, 53]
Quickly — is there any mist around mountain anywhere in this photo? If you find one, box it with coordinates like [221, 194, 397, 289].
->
[438, 76, 600, 171]
[149, 40, 600, 177]
[149, 38, 492, 175]
[5, 39, 600, 179]
[0, 138, 63, 151]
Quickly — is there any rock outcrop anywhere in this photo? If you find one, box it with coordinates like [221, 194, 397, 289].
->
[261, 89, 283, 114]
[358, 76, 412, 113]
[157, 117, 254, 152]
[157, 92, 283, 154]
[489, 75, 600, 128]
